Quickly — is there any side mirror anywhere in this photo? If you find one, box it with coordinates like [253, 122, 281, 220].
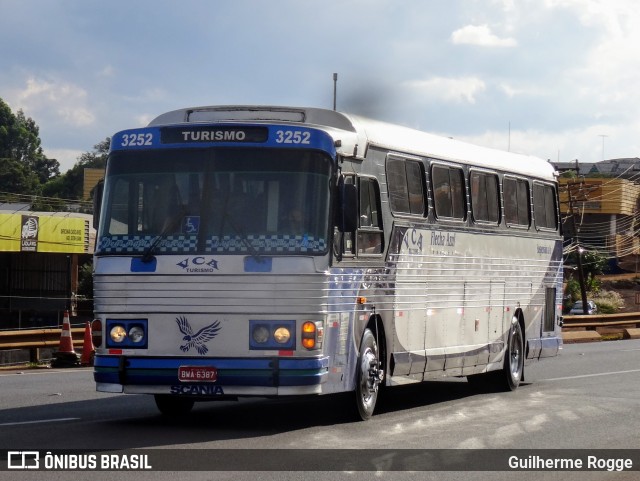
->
[337, 180, 358, 233]
[92, 180, 104, 230]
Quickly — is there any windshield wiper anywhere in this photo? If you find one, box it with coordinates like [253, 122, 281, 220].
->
[140, 210, 185, 263]
[218, 193, 263, 263]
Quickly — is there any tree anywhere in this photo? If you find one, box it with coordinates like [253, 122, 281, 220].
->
[0, 157, 40, 195]
[43, 138, 109, 202]
[0, 98, 60, 192]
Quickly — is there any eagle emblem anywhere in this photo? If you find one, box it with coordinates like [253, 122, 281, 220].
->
[175, 316, 221, 355]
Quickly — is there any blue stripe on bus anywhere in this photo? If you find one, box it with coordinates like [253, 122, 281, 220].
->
[93, 355, 328, 387]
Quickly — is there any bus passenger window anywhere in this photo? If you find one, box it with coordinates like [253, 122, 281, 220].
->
[432, 165, 466, 220]
[470, 171, 500, 224]
[533, 183, 558, 230]
[386, 157, 425, 216]
[503, 177, 530, 227]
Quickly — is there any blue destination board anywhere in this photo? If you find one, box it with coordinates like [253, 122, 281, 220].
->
[110, 124, 336, 155]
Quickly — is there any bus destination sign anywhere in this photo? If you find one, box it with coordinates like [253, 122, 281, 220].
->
[161, 126, 268, 144]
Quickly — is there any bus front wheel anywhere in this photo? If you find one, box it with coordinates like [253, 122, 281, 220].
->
[154, 394, 195, 416]
[354, 328, 383, 421]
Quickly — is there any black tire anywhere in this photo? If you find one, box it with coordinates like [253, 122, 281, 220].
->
[467, 319, 524, 392]
[354, 328, 382, 421]
[501, 319, 524, 391]
[154, 394, 195, 416]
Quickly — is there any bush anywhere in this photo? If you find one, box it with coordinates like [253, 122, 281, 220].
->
[593, 290, 624, 314]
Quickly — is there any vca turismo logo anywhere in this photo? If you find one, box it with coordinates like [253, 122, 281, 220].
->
[176, 257, 219, 272]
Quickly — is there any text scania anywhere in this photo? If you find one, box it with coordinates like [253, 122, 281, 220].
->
[171, 385, 225, 395]
[181, 130, 246, 142]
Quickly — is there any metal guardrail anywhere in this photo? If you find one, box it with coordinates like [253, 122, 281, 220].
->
[562, 312, 640, 329]
[0, 327, 86, 363]
[2, 314, 639, 364]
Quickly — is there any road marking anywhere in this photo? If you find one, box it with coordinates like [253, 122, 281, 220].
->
[0, 417, 80, 427]
[0, 369, 91, 377]
[545, 368, 640, 382]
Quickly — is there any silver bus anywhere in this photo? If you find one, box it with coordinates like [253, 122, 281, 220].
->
[93, 106, 563, 419]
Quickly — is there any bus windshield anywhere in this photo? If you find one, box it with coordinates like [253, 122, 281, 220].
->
[97, 148, 332, 256]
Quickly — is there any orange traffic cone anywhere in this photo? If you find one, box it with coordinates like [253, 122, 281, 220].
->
[51, 310, 80, 368]
[80, 321, 95, 366]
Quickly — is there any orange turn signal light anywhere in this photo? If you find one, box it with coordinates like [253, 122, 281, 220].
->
[301, 321, 323, 350]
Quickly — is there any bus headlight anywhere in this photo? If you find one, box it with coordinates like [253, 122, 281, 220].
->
[249, 320, 295, 350]
[128, 325, 145, 343]
[252, 325, 270, 344]
[105, 319, 148, 349]
[273, 327, 291, 344]
[110, 325, 127, 343]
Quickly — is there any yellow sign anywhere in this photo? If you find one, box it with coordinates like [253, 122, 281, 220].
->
[0, 214, 87, 253]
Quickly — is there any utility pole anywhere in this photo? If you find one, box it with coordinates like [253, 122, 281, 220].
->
[566, 181, 590, 314]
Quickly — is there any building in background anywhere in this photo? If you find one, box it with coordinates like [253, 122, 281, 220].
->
[558, 174, 640, 271]
[0, 210, 95, 329]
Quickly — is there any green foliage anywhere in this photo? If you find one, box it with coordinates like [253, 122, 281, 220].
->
[0, 99, 58, 186]
[0, 96, 108, 210]
[564, 278, 581, 310]
[77, 261, 93, 299]
[0, 157, 40, 194]
[592, 290, 624, 313]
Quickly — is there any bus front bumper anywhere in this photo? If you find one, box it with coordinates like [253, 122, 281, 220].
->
[93, 355, 330, 397]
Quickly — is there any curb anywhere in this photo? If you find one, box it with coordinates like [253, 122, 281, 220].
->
[562, 331, 602, 343]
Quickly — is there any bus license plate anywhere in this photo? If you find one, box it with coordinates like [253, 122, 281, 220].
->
[178, 366, 218, 382]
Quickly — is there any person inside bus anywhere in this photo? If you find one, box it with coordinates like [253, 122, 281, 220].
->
[149, 175, 183, 234]
[286, 208, 305, 235]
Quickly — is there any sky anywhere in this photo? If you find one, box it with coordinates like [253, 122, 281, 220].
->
[2, 0, 640, 173]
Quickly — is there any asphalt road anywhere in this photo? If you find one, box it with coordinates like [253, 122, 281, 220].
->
[1, 339, 639, 481]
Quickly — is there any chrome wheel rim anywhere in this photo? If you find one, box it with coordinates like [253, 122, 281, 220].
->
[359, 347, 378, 409]
[509, 324, 522, 381]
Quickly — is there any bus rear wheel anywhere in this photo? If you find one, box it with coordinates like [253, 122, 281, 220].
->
[467, 319, 524, 392]
[354, 328, 383, 421]
[501, 319, 524, 391]
[154, 394, 195, 416]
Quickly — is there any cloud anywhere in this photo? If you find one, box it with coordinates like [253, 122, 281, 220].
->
[404, 77, 487, 105]
[451, 24, 517, 47]
[15, 77, 95, 127]
[42, 147, 84, 171]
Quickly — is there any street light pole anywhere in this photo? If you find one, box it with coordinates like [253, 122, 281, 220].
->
[333, 73, 338, 111]
[599, 134, 608, 161]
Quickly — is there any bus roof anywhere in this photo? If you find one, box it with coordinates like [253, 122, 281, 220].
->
[149, 105, 556, 181]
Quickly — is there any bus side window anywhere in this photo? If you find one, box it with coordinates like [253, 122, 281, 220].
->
[504, 177, 530, 227]
[470, 171, 500, 224]
[386, 157, 426, 216]
[533, 182, 558, 230]
[432, 164, 466, 220]
[357, 177, 384, 255]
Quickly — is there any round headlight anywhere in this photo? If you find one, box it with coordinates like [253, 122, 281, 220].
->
[252, 325, 270, 344]
[110, 325, 127, 343]
[273, 327, 291, 344]
[128, 325, 145, 343]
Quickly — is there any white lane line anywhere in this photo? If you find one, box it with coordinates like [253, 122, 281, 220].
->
[0, 417, 80, 427]
[545, 368, 640, 382]
[0, 369, 91, 377]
